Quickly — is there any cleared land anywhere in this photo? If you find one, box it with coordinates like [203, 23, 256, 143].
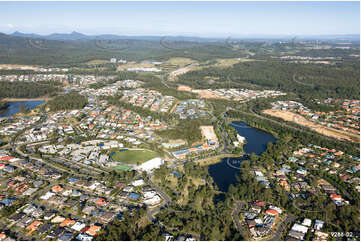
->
[192, 89, 227, 99]
[86, 59, 109, 65]
[212, 58, 254, 67]
[168, 66, 198, 82]
[110, 149, 157, 165]
[177, 85, 194, 92]
[263, 109, 360, 143]
[0, 64, 40, 70]
[165, 57, 196, 67]
[200, 125, 218, 143]
[116, 62, 158, 71]
[177, 85, 228, 99]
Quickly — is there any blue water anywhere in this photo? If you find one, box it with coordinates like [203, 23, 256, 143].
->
[0, 100, 45, 117]
[208, 121, 277, 192]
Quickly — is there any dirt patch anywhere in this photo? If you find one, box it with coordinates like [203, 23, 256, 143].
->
[177, 85, 193, 92]
[0, 64, 40, 70]
[86, 59, 109, 65]
[263, 109, 359, 143]
[166, 57, 196, 66]
[193, 89, 227, 99]
[168, 66, 197, 82]
[116, 62, 156, 71]
[200, 125, 218, 144]
[177, 85, 228, 99]
[212, 58, 254, 67]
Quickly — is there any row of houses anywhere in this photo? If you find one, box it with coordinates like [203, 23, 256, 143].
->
[242, 201, 283, 239]
[202, 88, 286, 101]
[121, 88, 175, 113]
[271, 99, 360, 135]
[287, 219, 325, 240]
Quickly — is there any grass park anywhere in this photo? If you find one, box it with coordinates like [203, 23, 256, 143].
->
[110, 149, 158, 166]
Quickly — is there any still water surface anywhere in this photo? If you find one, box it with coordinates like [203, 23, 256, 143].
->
[208, 121, 277, 192]
[0, 100, 44, 118]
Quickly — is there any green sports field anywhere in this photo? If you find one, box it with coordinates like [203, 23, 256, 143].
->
[110, 149, 157, 165]
[114, 165, 132, 171]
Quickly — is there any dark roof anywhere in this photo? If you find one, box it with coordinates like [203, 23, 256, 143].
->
[59, 231, 74, 241]
[38, 223, 53, 234]
[48, 227, 65, 238]
[10, 212, 25, 221]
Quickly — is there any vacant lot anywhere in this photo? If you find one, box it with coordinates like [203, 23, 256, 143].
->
[192, 89, 227, 99]
[177, 85, 194, 92]
[165, 57, 196, 67]
[110, 149, 157, 165]
[168, 66, 198, 82]
[263, 109, 359, 143]
[86, 59, 109, 65]
[116, 62, 157, 71]
[212, 57, 254, 67]
[200, 125, 218, 143]
[177, 85, 228, 99]
[0, 64, 40, 70]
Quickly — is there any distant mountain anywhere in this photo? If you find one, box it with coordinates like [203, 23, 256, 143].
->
[11, 31, 90, 40]
[10, 31, 359, 42]
[9, 31, 225, 42]
[46, 31, 88, 40]
[11, 31, 43, 39]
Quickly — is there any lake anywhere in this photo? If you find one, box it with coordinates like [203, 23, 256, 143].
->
[0, 100, 45, 118]
[208, 121, 277, 192]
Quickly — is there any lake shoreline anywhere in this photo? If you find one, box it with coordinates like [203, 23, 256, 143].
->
[3, 97, 49, 102]
[208, 121, 277, 192]
[196, 153, 240, 166]
[0, 100, 45, 118]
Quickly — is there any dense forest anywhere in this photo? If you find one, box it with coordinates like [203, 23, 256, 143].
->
[138, 73, 199, 100]
[177, 60, 360, 99]
[96, 162, 242, 240]
[156, 118, 212, 145]
[155, 162, 241, 240]
[0, 81, 60, 99]
[47, 91, 88, 111]
[0, 33, 242, 65]
[4, 32, 358, 66]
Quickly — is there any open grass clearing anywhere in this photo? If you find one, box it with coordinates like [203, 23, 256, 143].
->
[110, 149, 158, 165]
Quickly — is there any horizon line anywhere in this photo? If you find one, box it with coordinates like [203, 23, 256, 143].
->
[3, 30, 361, 38]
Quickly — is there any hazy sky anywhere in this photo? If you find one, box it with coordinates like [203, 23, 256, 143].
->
[0, 1, 359, 37]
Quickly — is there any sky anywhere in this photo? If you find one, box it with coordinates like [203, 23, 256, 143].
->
[0, 1, 359, 37]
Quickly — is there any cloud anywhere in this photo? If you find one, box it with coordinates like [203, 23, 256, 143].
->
[6, 24, 15, 28]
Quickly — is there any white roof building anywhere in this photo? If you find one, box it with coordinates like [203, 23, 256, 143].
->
[136, 157, 164, 173]
[132, 179, 145, 187]
[144, 195, 161, 206]
[76, 233, 93, 241]
[40, 192, 55, 200]
[302, 218, 312, 227]
[291, 223, 309, 234]
[143, 191, 157, 199]
[314, 220, 324, 230]
[71, 222, 86, 232]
